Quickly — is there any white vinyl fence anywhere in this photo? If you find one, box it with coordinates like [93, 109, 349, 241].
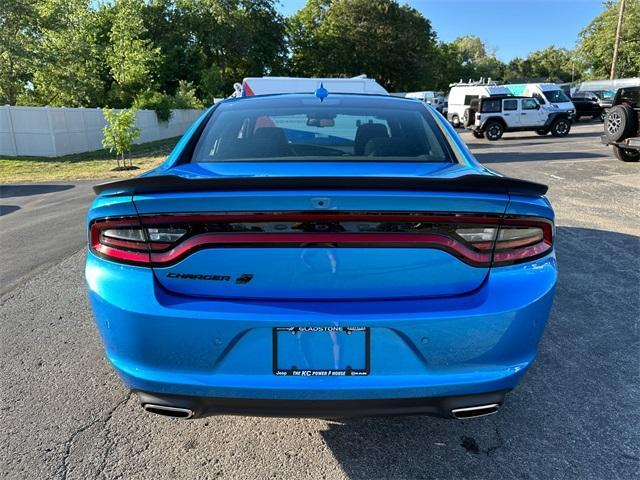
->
[0, 106, 206, 157]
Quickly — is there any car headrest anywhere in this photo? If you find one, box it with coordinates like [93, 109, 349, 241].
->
[354, 123, 389, 155]
[253, 127, 288, 144]
[363, 137, 428, 157]
[216, 127, 292, 159]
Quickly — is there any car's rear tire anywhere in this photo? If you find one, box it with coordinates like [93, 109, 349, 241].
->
[605, 105, 637, 142]
[472, 130, 484, 139]
[613, 145, 640, 162]
[451, 115, 461, 128]
[484, 121, 504, 141]
[535, 129, 549, 136]
[600, 110, 608, 122]
[550, 118, 571, 137]
[593, 112, 603, 122]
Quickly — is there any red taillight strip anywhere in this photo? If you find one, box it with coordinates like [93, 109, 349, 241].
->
[493, 241, 552, 264]
[89, 212, 554, 268]
[92, 243, 150, 263]
[148, 232, 492, 266]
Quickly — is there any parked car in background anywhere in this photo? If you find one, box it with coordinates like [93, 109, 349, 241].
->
[467, 96, 572, 140]
[504, 83, 575, 120]
[602, 86, 640, 162]
[447, 80, 512, 128]
[577, 78, 640, 98]
[570, 91, 605, 122]
[86, 86, 557, 420]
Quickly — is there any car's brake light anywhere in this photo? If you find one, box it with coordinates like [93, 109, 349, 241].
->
[89, 213, 553, 267]
[90, 218, 187, 264]
[492, 218, 553, 266]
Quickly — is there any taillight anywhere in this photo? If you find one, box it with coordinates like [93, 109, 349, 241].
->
[89, 218, 187, 265]
[475, 113, 481, 121]
[492, 218, 553, 266]
[89, 213, 553, 267]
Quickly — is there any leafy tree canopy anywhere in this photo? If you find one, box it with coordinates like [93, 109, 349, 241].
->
[4, 0, 637, 107]
[577, 0, 640, 79]
[288, 0, 438, 91]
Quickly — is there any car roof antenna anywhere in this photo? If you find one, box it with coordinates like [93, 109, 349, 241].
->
[315, 83, 329, 102]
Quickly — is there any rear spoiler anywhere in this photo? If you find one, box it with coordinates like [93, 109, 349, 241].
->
[93, 174, 548, 197]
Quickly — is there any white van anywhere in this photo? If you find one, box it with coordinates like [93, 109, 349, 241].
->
[405, 91, 446, 113]
[405, 91, 435, 102]
[504, 83, 575, 119]
[447, 83, 512, 127]
[235, 76, 388, 97]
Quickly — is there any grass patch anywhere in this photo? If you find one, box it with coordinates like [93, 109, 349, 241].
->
[0, 137, 180, 184]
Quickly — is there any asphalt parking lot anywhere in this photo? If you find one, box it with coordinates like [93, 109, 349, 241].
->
[1, 122, 638, 479]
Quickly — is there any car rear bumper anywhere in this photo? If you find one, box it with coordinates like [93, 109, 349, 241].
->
[86, 251, 557, 405]
[135, 389, 509, 419]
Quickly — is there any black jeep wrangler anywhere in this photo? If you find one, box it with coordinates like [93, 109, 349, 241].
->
[602, 86, 640, 162]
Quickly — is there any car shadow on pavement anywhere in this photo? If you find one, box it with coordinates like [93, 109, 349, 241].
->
[0, 184, 75, 198]
[474, 151, 608, 164]
[0, 205, 20, 216]
[319, 226, 639, 479]
[506, 130, 602, 141]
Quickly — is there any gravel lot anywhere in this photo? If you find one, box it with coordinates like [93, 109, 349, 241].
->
[1, 122, 639, 479]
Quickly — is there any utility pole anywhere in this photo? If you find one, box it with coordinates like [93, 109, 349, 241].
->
[610, 0, 625, 80]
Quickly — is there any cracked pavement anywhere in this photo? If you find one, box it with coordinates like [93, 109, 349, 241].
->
[1, 122, 639, 479]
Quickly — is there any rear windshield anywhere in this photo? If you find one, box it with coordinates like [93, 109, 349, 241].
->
[191, 97, 454, 163]
[542, 89, 571, 103]
[617, 88, 639, 107]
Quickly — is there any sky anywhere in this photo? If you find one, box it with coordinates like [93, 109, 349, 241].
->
[276, 0, 607, 61]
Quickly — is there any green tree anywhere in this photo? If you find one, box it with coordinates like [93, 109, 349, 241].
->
[577, 0, 640, 79]
[29, 0, 105, 107]
[288, 0, 331, 76]
[142, 0, 205, 96]
[504, 46, 576, 83]
[132, 89, 173, 121]
[107, 0, 160, 106]
[446, 36, 504, 83]
[0, 0, 39, 104]
[175, 0, 287, 94]
[288, 0, 439, 91]
[200, 64, 225, 104]
[172, 80, 203, 109]
[102, 108, 142, 169]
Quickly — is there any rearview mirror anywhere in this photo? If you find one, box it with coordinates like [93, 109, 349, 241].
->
[307, 117, 335, 127]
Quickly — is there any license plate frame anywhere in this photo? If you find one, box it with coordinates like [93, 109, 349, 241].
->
[272, 326, 370, 377]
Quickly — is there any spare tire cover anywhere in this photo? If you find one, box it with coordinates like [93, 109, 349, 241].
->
[605, 105, 637, 141]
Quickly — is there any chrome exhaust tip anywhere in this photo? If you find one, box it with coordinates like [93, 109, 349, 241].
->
[143, 404, 194, 419]
[451, 403, 499, 419]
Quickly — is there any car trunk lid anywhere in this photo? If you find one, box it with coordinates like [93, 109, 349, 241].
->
[130, 185, 512, 300]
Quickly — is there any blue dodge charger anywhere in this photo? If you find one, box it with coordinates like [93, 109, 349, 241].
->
[86, 92, 556, 419]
